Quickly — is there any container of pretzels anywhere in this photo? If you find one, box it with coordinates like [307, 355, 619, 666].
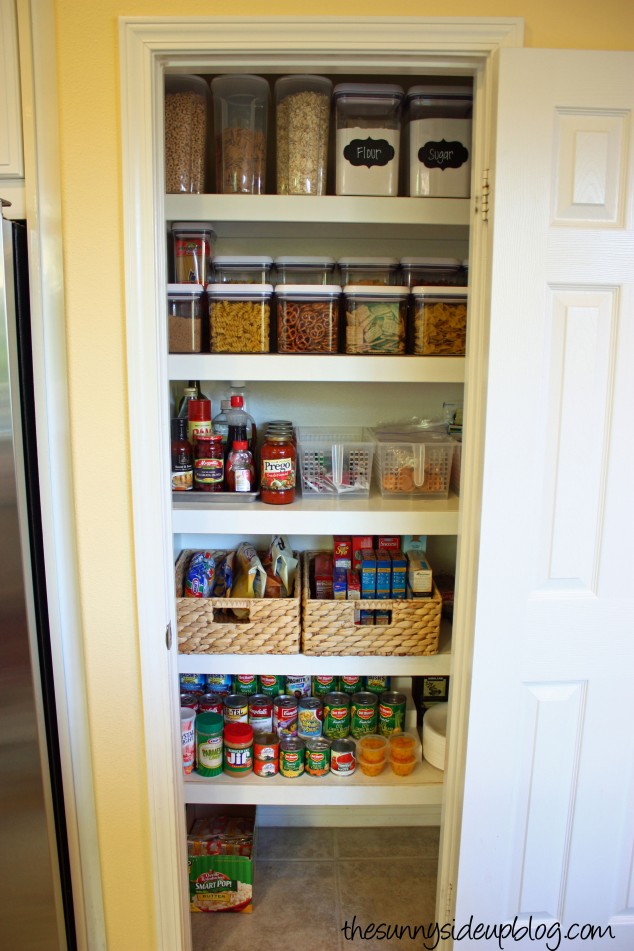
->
[276, 285, 342, 354]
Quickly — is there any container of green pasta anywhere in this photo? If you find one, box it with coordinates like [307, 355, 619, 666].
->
[344, 285, 408, 355]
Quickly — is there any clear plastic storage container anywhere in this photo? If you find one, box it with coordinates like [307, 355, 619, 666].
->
[276, 285, 341, 354]
[207, 283, 273, 353]
[211, 74, 270, 194]
[167, 284, 204, 353]
[333, 83, 404, 196]
[344, 285, 408, 355]
[400, 257, 462, 288]
[274, 256, 337, 285]
[405, 85, 472, 198]
[411, 287, 468, 355]
[372, 430, 456, 499]
[164, 75, 210, 194]
[211, 255, 273, 284]
[171, 222, 216, 284]
[296, 427, 375, 497]
[275, 75, 332, 195]
[338, 257, 399, 287]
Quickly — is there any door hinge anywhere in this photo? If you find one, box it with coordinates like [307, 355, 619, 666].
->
[480, 169, 490, 222]
[165, 622, 173, 650]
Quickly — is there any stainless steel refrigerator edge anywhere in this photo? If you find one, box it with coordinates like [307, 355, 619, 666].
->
[0, 206, 68, 948]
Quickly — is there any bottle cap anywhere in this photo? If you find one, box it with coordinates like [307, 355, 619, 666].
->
[224, 722, 253, 743]
[233, 440, 249, 450]
[230, 394, 244, 408]
[188, 398, 212, 421]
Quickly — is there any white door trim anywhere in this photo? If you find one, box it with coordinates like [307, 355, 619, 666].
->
[118, 16, 523, 951]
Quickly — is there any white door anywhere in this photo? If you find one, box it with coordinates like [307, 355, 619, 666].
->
[455, 49, 634, 949]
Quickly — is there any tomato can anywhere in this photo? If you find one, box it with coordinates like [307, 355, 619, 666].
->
[279, 735, 305, 777]
[323, 691, 351, 739]
[253, 730, 279, 777]
[273, 695, 298, 736]
[330, 738, 356, 776]
[311, 675, 339, 698]
[198, 692, 225, 716]
[258, 674, 285, 697]
[232, 674, 259, 696]
[224, 693, 249, 724]
[297, 697, 323, 738]
[350, 691, 378, 738]
[285, 675, 311, 698]
[249, 694, 273, 733]
[378, 691, 407, 736]
[305, 737, 331, 776]
[339, 675, 363, 695]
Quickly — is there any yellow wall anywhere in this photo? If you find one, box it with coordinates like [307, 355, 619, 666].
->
[50, 2, 633, 948]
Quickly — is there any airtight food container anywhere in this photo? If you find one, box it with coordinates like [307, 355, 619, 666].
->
[333, 83, 404, 196]
[411, 287, 468, 355]
[273, 256, 337, 286]
[275, 75, 332, 196]
[276, 285, 341, 354]
[171, 222, 216, 284]
[164, 75, 210, 194]
[167, 284, 204, 353]
[405, 85, 472, 198]
[211, 255, 273, 285]
[344, 285, 408, 355]
[338, 257, 400, 287]
[211, 74, 270, 194]
[400, 257, 462, 288]
[207, 283, 273, 353]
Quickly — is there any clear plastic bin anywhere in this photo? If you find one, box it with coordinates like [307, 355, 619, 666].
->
[344, 285, 408, 355]
[168, 284, 204, 353]
[211, 74, 269, 194]
[405, 85, 472, 198]
[296, 427, 375, 497]
[274, 256, 337, 285]
[275, 75, 332, 195]
[276, 285, 341, 354]
[372, 430, 456, 499]
[338, 257, 399, 286]
[450, 435, 462, 495]
[334, 83, 404, 196]
[171, 221, 216, 284]
[411, 287, 468, 355]
[207, 283, 272, 353]
[400, 257, 462, 288]
[164, 75, 210, 194]
[212, 256, 273, 284]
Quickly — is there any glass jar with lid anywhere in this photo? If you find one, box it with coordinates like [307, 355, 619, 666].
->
[405, 85, 472, 197]
[260, 425, 296, 505]
[333, 83, 404, 196]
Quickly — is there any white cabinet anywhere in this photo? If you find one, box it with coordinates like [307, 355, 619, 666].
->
[0, 0, 23, 180]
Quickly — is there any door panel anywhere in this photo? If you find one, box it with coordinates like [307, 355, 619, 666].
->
[456, 49, 634, 948]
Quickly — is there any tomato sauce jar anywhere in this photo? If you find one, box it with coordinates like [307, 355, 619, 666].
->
[260, 426, 296, 504]
[194, 432, 224, 491]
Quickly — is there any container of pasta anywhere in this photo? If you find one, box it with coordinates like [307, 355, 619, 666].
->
[212, 256, 273, 284]
[276, 285, 341, 354]
[207, 284, 272, 353]
[344, 285, 407, 355]
[338, 257, 399, 286]
[168, 284, 204, 353]
[411, 287, 467, 356]
[274, 256, 337, 285]
[212, 74, 269, 195]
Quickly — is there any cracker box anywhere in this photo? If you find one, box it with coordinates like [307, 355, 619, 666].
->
[188, 810, 256, 913]
[314, 552, 334, 599]
[376, 535, 401, 551]
[333, 536, 352, 569]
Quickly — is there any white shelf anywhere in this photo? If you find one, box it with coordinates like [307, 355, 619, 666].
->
[168, 354, 465, 384]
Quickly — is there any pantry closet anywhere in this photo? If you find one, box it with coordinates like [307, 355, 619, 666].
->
[119, 17, 634, 951]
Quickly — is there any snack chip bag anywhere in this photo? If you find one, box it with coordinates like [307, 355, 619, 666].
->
[185, 551, 219, 598]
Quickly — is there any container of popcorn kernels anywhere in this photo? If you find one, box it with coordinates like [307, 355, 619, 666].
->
[411, 286, 467, 356]
[207, 283, 272, 353]
[344, 285, 408, 355]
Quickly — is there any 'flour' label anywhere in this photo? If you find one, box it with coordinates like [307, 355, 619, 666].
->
[343, 136, 396, 168]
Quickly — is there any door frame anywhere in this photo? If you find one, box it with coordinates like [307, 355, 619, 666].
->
[118, 16, 523, 950]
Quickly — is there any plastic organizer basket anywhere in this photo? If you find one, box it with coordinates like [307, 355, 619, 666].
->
[296, 426, 375, 497]
[301, 552, 442, 656]
[372, 430, 456, 499]
[175, 549, 301, 654]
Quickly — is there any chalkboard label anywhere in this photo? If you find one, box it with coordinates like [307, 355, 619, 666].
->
[418, 139, 469, 170]
[343, 137, 395, 168]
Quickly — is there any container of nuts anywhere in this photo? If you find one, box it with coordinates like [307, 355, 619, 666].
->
[276, 285, 341, 354]
[275, 75, 332, 196]
[167, 284, 204, 353]
[207, 283, 273, 353]
[164, 75, 210, 194]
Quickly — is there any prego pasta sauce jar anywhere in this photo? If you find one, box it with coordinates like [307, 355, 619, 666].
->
[260, 427, 296, 504]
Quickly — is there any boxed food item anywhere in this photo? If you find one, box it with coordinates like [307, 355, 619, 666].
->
[359, 549, 377, 598]
[375, 550, 391, 599]
[390, 550, 407, 598]
[333, 566, 348, 599]
[188, 810, 256, 913]
[408, 552, 433, 596]
[333, 536, 352, 569]
[314, 552, 334, 599]
[352, 536, 374, 567]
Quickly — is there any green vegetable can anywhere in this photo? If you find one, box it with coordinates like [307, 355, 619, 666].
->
[378, 691, 407, 736]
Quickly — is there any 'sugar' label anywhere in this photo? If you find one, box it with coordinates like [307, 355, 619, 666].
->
[343, 137, 396, 168]
[418, 138, 469, 170]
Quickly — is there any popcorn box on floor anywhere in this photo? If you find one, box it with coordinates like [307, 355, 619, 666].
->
[187, 806, 257, 913]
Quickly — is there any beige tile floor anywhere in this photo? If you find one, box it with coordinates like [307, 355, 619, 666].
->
[191, 826, 440, 951]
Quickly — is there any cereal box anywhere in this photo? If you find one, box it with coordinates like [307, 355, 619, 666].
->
[333, 536, 352, 569]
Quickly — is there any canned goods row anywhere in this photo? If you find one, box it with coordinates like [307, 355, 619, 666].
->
[180, 672, 391, 699]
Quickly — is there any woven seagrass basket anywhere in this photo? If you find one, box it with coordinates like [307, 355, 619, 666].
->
[301, 551, 441, 656]
[176, 549, 301, 654]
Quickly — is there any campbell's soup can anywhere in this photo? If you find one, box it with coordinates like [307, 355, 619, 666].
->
[249, 694, 273, 733]
[258, 674, 285, 698]
[350, 691, 378, 738]
[254, 731, 279, 777]
[223, 693, 249, 725]
[180, 691, 201, 712]
[273, 695, 298, 736]
[285, 675, 311, 698]
[339, 675, 363, 695]
[198, 692, 225, 716]
[280, 735, 305, 777]
[205, 673, 232, 693]
[305, 737, 331, 776]
[311, 675, 338, 698]
[297, 697, 323, 738]
[365, 675, 391, 695]
[330, 738, 356, 776]
[232, 674, 258, 696]
[323, 691, 351, 739]
[378, 691, 407, 736]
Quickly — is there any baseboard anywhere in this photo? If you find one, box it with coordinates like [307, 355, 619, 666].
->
[257, 804, 441, 827]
